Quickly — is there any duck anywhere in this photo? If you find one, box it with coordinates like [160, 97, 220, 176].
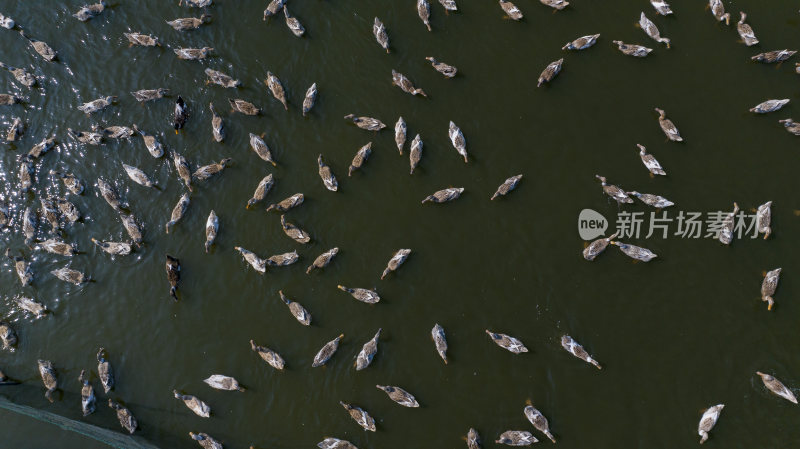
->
[317, 438, 358, 449]
[491, 174, 523, 200]
[611, 240, 658, 261]
[708, 0, 730, 25]
[174, 47, 213, 60]
[165, 193, 190, 233]
[40, 198, 59, 232]
[108, 400, 138, 434]
[337, 285, 380, 304]
[190, 432, 223, 449]
[377, 385, 419, 407]
[392, 70, 426, 96]
[73, 1, 106, 21]
[355, 329, 381, 370]
[750, 99, 789, 114]
[761, 268, 781, 311]
[737, 12, 758, 46]
[281, 215, 311, 243]
[425, 57, 457, 78]
[349, 143, 372, 176]
[51, 267, 88, 285]
[655, 108, 683, 141]
[0, 320, 18, 350]
[496, 431, 537, 446]
[96, 348, 114, 393]
[499, 0, 523, 20]
[439, 0, 458, 12]
[120, 213, 143, 246]
[612, 40, 652, 57]
[78, 370, 96, 416]
[165, 254, 181, 300]
[0, 13, 14, 29]
[561, 335, 601, 368]
[779, 118, 800, 135]
[486, 330, 529, 354]
[466, 428, 481, 449]
[103, 126, 134, 139]
[209, 103, 225, 142]
[205, 210, 218, 253]
[37, 360, 58, 402]
[229, 98, 260, 115]
[18, 296, 48, 318]
[422, 187, 463, 204]
[628, 191, 674, 208]
[340, 402, 376, 431]
[193, 158, 231, 182]
[20, 30, 57, 61]
[344, 114, 386, 131]
[0, 62, 35, 87]
[0, 93, 20, 105]
[173, 390, 211, 418]
[92, 238, 132, 256]
[249, 133, 276, 166]
[265, 72, 288, 110]
[447, 122, 469, 162]
[302, 83, 317, 116]
[418, 0, 432, 31]
[266, 193, 303, 213]
[306, 247, 339, 273]
[123, 32, 160, 47]
[166, 14, 211, 30]
[22, 207, 37, 246]
[205, 68, 239, 88]
[394, 117, 407, 154]
[18, 155, 34, 192]
[537, 58, 563, 87]
[6, 116, 24, 141]
[718, 202, 738, 245]
[172, 150, 193, 190]
[263, 0, 285, 20]
[318, 155, 338, 191]
[68, 127, 104, 145]
[284, 7, 305, 37]
[234, 247, 267, 273]
[267, 251, 299, 267]
[698, 404, 724, 444]
[650, 0, 672, 15]
[639, 12, 670, 47]
[541, 0, 568, 10]
[583, 232, 619, 261]
[131, 88, 169, 102]
[756, 200, 771, 239]
[637, 144, 666, 175]
[752, 50, 796, 63]
[204, 375, 244, 392]
[381, 249, 411, 279]
[524, 402, 556, 443]
[0, 204, 7, 229]
[373, 18, 390, 53]
[312, 334, 344, 367]
[174, 96, 188, 133]
[39, 239, 77, 256]
[250, 340, 285, 370]
[122, 163, 156, 188]
[179, 0, 213, 7]
[431, 323, 448, 364]
[6, 249, 33, 286]
[279, 290, 311, 325]
[756, 372, 797, 404]
[409, 134, 423, 174]
[132, 124, 164, 158]
[562, 34, 600, 50]
[51, 171, 84, 195]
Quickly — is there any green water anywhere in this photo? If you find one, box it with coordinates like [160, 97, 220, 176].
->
[2, 0, 800, 448]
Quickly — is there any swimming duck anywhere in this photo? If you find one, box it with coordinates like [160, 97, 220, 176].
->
[302, 83, 317, 117]
[639, 12, 670, 47]
[6, 249, 32, 286]
[51, 266, 88, 285]
[499, 0, 523, 20]
[439, 0, 458, 12]
[166, 193, 191, 233]
[97, 178, 126, 211]
[20, 31, 57, 61]
[750, 99, 789, 114]
[349, 143, 372, 176]
[611, 240, 658, 261]
[18, 296, 47, 318]
[131, 88, 169, 102]
[96, 348, 114, 393]
[562, 34, 600, 50]
[205, 68, 239, 88]
[205, 210, 218, 252]
[628, 191, 673, 208]
[340, 402, 376, 431]
[541, 0, 568, 10]
[250, 340, 285, 370]
[486, 330, 528, 354]
[179, 0, 213, 7]
[496, 431, 536, 446]
[650, 0, 672, 15]
[418, 0, 432, 31]
[422, 187, 464, 204]
[447, 122, 469, 162]
[318, 438, 358, 449]
[344, 114, 386, 131]
[377, 385, 419, 407]
[38, 360, 58, 402]
[132, 125, 164, 158]
[761, 268, 781, 311]
[779, 118, 800, 135]
[637, 144, 666, 175]
[756, 372, 797, 404]
[466, 428, 481, 449]
[68, 127, 104, 145]
[737, 12, 758, 46]
[0, 13, 14, 29]
[0, 93, 19, 105]
[209, 103, 225, 142]
[312, 334, 344, 367]
[752, 50, 796, 63]
[120, 213, 143, 246]
[173, 390, 211, 418]
[78, 370, 96, 416]
[18, 155, 34, 193]
[431, 323, 448, 364]
[193, 158, 231, 182]
[0, 62, 35, 87]
[40, 198, 59, 232]
[108, 399, 137, 433]
[22, 207, 37, 246]
[698, 404, 724, 444]
[122, 163, 156, 188]
[265, 72, 288, 110]
[266, 193, 303, 213]
[612, 40, 652, 57]
[229, 98, 260, 115]
[103, 126, 134, 139]
[167, 14, 211, 30]
[306, 247, 339, 273]
[249, 133, 276, 166]
[73, 1, 106, 21]
[165, 254, 181, 300]
[267, 251, 299, 267]
[756, 201, 771, 239]
[395, 117, 407, 154]
[318, 155, 338, 191]
[524, 403, 556, 443]
[39, 239, 77, 256]
[235, 247, 267, 273]
[204, 375, 244, 392]
[561, 335, 601, 368]
[654, 108, 682, 141]
[174, 96, 188, 132]
[355, 329, 381, 370]
[6, 116, 23, 141]
[583, 232, 618, 261]
[392, 70, 426, 97]
[247, 173, 276, 210]
[279, 290, 311, 325]
[51, 171, 84, 195]
[373, 18, 390, 53]
[708, 0, 730, 25]
[190, 432, 223, 449]
[381, 249, 411, 279]
[537, 59, 563, 87]
[491, 174, 523, 200]
[92, 238, 132, 255]
[337, 285, 380, 304]
[263, 0, 285, 20]
[174, 47, 213, 60]
[425, 57, 457, 79]
[718, 202, 738, 245]
[284, 7, 305, 37]
[172, 151, 193, 191]
[0, 320, 17, 350]
[124, 32, 160, 47]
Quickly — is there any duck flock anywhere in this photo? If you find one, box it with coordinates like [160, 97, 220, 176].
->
[0, 0, 798, 448]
